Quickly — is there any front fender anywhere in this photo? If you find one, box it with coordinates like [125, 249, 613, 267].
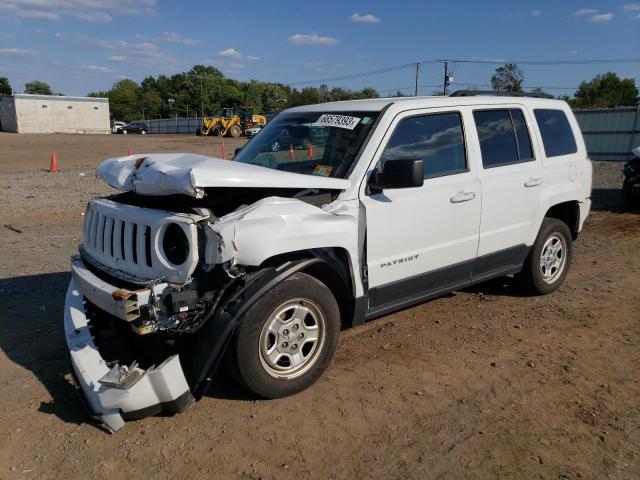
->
[186, 257, 324, 399]
[205, 196, 363, 295]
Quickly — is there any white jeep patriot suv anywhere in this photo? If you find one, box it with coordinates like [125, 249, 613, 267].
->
[65, 93, 592, 431]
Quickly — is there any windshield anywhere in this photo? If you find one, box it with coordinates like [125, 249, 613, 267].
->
[234, 111, 379, 178]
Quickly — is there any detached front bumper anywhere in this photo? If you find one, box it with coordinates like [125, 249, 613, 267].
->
[64, 259, 194, 433]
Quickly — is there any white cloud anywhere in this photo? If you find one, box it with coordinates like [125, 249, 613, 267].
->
[246, 55, 260, 61]
[591, 12, 613, 21]
[288, 33, 338, 46]
[228, 62, 245, 69]
[350, 13, 381, 23]
[0, 48, 39, 58]
[531, 10, 542, 17]
[158, 32, 199, 45]
[217, 47, 242, 58]
[80, 64, 116, 74]
[574, 8, 598, 16]
[0, 0, 156, 23]
[622, 3, 640, 11]
[574, 8, 614, 22]
[77, 35, 175, 66]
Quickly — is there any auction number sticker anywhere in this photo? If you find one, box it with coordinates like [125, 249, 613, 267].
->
[317, 114, 361, 130]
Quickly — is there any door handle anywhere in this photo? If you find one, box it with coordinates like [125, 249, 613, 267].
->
[450, 191, 476, 203]
[524, 177, 544, 188]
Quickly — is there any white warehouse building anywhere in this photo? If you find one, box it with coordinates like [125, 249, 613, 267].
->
[0, 93, 110, 134]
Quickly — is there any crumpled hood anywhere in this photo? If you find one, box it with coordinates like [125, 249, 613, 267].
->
[96, 153, 351, 198]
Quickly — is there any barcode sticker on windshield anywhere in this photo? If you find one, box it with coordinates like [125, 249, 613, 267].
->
[317, 114, 361, 130]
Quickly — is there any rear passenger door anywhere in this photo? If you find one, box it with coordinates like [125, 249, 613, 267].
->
[471, 106, 549, 279]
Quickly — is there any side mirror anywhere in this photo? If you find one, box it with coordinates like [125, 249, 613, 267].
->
[369, 159, 424, 191]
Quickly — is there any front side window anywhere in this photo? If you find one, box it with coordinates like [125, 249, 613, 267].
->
[234, 111, 379, 178]
[534, 109, 577, 158]
[380, 112, 467, 178]
[474, 109, 534, 168]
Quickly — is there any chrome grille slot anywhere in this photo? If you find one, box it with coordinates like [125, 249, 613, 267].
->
[80, 198, 203, 284]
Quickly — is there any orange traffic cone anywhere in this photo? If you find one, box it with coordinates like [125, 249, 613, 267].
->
[127, 148, 133, 156]
[289, 144, 294, 160]
[49, 151, 59, 172]
[221, 142, 225, 159]
[307, 141, 313, 159]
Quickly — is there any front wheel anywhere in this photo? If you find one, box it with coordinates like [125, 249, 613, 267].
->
[141, 129, 146, 135]
[229, 272, 340, 398]
[519, 218, 573, 295]
[228, 124, 242, 138]
[122, 129, 128, 135]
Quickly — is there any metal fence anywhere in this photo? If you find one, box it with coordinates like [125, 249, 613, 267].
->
[574, 106, 640, 161]
[145, 117, 202, 135]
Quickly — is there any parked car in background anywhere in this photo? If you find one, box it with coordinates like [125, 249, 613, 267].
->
[623, 146, 640, 204]
[245, 124, 263, 138]
[112, 121, 126, 134]
[65, 93, 591, 432]
[117, 121, 148, 135]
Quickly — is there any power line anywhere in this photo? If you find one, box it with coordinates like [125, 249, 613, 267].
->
[288, 57, 640, 87]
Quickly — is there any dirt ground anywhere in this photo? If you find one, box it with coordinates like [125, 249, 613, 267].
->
[0, 134, 639, 480]
[0, 132, 247, 171]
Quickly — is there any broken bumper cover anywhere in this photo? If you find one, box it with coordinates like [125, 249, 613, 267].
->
[64, 271, 194, 432]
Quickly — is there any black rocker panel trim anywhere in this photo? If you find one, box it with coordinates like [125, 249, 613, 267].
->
[366, 244, 530, 319]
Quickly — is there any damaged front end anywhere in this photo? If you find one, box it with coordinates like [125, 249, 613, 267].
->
[65, 155, 358, 432]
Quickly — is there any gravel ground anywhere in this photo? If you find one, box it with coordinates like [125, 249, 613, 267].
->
[0, 134, 639, 480]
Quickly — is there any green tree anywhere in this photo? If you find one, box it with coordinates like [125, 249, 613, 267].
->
[572, 72, 639, 109]
[106, 79, 142, 122]
[0, 77, 12, 95]
[25, 80, 52, 95]
[490, 64, 524, 92]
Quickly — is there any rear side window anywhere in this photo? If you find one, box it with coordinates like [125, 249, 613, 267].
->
[534, 109, 577, 157]
[381, 112, 467, 178]
[473, 109, 534, 168]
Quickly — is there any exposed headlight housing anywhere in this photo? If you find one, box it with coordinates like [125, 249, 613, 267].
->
[162, 223, 190, 266]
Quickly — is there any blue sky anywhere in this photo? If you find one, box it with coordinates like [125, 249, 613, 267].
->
[0, 0, 638, 97]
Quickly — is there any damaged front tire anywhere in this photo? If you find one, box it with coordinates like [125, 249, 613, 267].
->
[229, 272, 340, 398]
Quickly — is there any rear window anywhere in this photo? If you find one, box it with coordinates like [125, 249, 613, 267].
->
[534, 109, 577, 157]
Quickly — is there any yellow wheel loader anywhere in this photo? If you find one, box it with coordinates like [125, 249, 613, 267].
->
[196, 107, 267, 137]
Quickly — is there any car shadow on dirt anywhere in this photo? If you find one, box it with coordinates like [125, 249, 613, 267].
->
[0, 271, 97, 427]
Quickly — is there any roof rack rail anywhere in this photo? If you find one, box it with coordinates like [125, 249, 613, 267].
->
[449, 89, 554, 99]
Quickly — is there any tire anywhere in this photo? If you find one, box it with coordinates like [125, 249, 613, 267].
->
[141, 130, 146, 135]
[520, 218, 573, 295]
[122, 129, 128, 135]
[195, 128, 202, 136]
[228, 124, 242, 138]
[622, 178, 635, 205]
[229, 272, 340, 398]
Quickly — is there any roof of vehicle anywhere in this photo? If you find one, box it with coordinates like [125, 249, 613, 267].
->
[287, 95, 568, 113]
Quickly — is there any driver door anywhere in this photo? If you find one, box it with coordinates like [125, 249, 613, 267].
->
[360, 107, 482, 313]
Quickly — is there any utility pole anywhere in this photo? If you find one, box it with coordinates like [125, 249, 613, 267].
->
[199, 74, 204, 119]
[441, 59, 453, 95]
[415, 63, 420, 96]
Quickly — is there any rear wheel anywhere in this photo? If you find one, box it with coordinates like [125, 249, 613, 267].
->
[520, 218, 572, 295]
[229, 272, 340, 398]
